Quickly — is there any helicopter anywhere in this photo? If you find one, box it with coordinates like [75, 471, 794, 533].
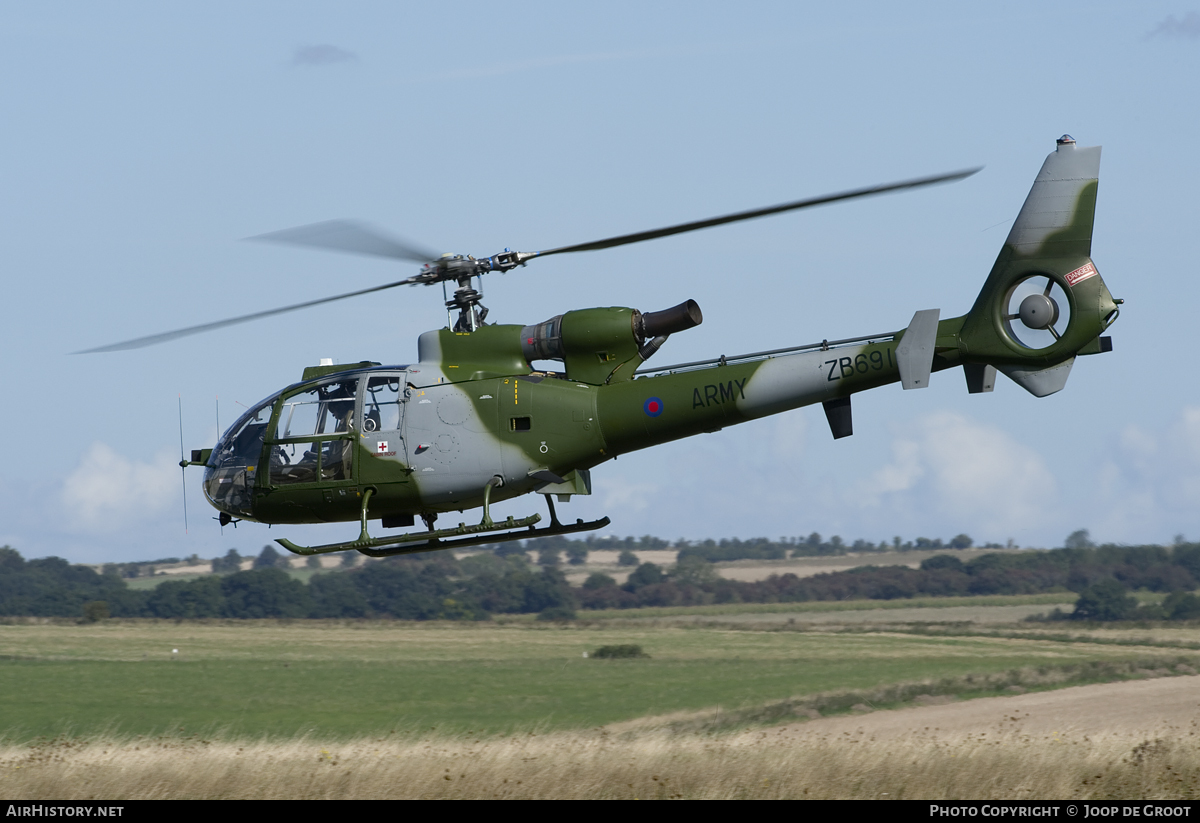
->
[84, 135, 1119, 557]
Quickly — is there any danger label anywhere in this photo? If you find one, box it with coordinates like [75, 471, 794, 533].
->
[1065, 261, 1098, 287]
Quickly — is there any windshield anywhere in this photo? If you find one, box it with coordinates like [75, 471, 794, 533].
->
[212, 396, 276, 469]
[204, 393, 278, 519]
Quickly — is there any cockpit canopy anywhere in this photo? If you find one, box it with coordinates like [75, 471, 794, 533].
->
[203, 370, 406, 518]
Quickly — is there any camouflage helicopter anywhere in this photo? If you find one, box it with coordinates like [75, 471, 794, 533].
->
[84, 135, 1119, 557]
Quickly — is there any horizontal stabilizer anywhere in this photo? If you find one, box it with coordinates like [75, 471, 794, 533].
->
[897, 309, 940, 389]
[998, 357, 1075, 397]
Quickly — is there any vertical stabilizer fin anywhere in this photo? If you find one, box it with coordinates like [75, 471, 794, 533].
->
[897, 309, 940, 389]
[998, 357, 1075, 397]
[964, 363, 996, 394]
[823, 396, 853, 439]
[959, 137, 1117, 370]
[1005, 140, 1101, 260]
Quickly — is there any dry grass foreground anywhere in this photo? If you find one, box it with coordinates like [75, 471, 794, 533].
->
[3, 678, 1200, 800]
[770, 675, 1200, 741]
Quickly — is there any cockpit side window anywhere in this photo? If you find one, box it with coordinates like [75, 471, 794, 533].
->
[363, 375, 403, 433]
[268, 377, 360, 486]
[275, 378, 359, 440]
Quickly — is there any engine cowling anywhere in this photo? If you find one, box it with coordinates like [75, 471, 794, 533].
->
[521, 300, 702, 384]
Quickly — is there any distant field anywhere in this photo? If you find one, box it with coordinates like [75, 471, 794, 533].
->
[0, 618, 1191, 742]
[566, 592, 1076, 621]
[116, 546, 1035, 589]
[123, 564, 334, 589]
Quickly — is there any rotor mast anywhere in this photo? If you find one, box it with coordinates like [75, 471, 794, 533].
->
[425, 249, 536, 332]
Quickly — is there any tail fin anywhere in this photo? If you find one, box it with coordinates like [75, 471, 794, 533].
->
[956, 135, 1120, 396]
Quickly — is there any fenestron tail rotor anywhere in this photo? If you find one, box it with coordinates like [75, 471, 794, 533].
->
[77, 167, 979, 353]
[1003, 273, 1072, 350]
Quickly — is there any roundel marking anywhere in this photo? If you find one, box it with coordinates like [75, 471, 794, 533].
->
[644, 397, 664, 417]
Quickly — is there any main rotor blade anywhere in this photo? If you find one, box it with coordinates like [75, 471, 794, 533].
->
[75, 276, 423, 353]
[247, 219, 440, 264]
[531, 168, 981, 259]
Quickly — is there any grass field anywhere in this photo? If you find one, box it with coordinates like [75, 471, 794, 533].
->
[5, 724, 1200, 800]
[3, 609, 1200, 799]
[0, 618, 1195, 742]
[556, 592, 1078, 621]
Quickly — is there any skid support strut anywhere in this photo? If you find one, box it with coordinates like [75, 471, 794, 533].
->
[275, 482, 611, 557]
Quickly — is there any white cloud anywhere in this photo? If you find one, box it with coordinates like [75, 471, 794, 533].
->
[61, 444, 180, 532]
[767, 412, 807, 464]
[291, 45, 358, 66]
[576, 411, 810, 536]
[1094, 407, 1200, 541]
[1179, 407, 1200, 460]
[859, 411, 1058, 536]
[1148, 12, 1200, 39]
[601, 481, 660, 514]
[872, 437, 923, 493]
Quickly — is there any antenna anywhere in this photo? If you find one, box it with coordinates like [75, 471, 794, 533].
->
[178, 394, 188, 534]
[215, 395, 223, 535]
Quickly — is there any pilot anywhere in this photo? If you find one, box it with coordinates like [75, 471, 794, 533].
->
[320, 381, 357, 433]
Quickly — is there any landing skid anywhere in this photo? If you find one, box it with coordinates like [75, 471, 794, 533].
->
[356, 512, 610, 558]
[276, 485, 610, 557]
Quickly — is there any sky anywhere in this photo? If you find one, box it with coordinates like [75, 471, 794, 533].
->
[3, 2, 1199, 563]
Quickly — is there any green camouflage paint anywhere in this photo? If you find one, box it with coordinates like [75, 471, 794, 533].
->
[199, 139, 1119, 549]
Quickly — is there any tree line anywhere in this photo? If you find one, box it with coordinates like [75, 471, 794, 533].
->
[2, 539, 1200, 622]
[83, 531, 1000, 582]
[517, 531, 990, 563]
